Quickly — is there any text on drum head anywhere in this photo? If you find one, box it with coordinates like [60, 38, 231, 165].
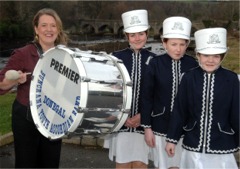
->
[50, 58, 80, 84]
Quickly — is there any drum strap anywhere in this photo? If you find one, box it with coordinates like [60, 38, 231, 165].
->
[25, 41, 43, 123]
[29, 41, 44, 56]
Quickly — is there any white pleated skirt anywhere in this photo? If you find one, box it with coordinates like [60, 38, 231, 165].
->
[103, 132, 151, 164]
[150, 135, 182, 169]
[180, 149, 238, 169]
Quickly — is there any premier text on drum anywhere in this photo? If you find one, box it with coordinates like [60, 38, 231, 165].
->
[50, 58, 80, 84]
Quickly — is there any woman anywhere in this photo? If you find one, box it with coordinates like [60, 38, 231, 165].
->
[165, 27, 239, 169]
[104, 9, 156, 169]
[0, 8, 68, 168]
[141, 16, 198, 169]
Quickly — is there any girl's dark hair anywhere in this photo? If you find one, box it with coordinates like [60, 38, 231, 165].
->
[162, 38, 189, 44]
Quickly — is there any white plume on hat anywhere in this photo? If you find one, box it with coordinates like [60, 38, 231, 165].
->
[162, 16, 192, 40]
[194, 27, 228, 55]
[121, 9, 150, 33]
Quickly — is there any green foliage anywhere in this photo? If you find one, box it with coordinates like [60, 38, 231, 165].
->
[202, 20, 214, 28]
[232, 12, 239, 21]
[0, 22, 9, 37]
[0, 21, 32, 39]
[0, 93, 15, 136]
[222, 37, 240, 74]
[9, 24, 20, 39]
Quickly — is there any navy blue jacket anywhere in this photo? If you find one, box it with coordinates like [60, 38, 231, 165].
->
[166, 66, 239, 154]
[112, 47, 156, 133]
[141, 53, 198, 136]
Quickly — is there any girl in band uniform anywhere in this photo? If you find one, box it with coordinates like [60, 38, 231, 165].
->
[141, 16, 198, 169]
[104, 9, 156, 169]
[165, 27, 239, 169]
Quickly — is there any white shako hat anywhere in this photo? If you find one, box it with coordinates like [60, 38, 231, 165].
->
[194, 27, 228, 55]
[162, 16, 192, 40]
[121, 9, 150, 33]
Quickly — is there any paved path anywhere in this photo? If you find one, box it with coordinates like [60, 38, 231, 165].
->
[0, 142, 116, 168]
[0, 135, 238, 168]
[0, 132, 154, 168]
[0, 137, 155, 169]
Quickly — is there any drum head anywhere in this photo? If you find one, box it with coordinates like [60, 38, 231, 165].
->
[30, 46, 85, 140]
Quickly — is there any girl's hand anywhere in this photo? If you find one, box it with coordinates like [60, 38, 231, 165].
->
[130, 113, 140, 128]
[144, 128, 155, 147]
[124, 114, 141, 128]
[165, 142, 176, 157]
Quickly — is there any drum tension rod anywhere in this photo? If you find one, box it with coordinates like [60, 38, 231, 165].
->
[90, 57, 109, 63]
[78, 107, 122, 113]
[81, 77, 91, 82]
[126, 81, 133, 86]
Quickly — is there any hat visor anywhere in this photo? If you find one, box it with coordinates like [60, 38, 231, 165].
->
[196, 48, 228, 55]
[124, 26, 149, 33]
[162, 34, 190, 40]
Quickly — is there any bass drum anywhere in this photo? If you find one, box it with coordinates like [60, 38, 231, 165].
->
[29, 45, 132, 140]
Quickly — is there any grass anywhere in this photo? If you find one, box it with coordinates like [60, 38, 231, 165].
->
[0, 37, 239, 136]
[0, 92, 15, 136]
[222, 36, 239, 74]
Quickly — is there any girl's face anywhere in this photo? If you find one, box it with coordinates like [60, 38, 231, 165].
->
[127, 31, 147, 53]
[163, 38, 188, 60]
[197, 54, 222, 73]
[34, 14, 59, 49]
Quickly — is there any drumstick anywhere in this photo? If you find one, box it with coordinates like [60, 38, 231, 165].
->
[5, 70, 31, 80]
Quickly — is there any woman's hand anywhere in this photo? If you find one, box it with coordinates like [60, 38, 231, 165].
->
[0, 71, 29, 90]
[17, 71, 28, 84]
